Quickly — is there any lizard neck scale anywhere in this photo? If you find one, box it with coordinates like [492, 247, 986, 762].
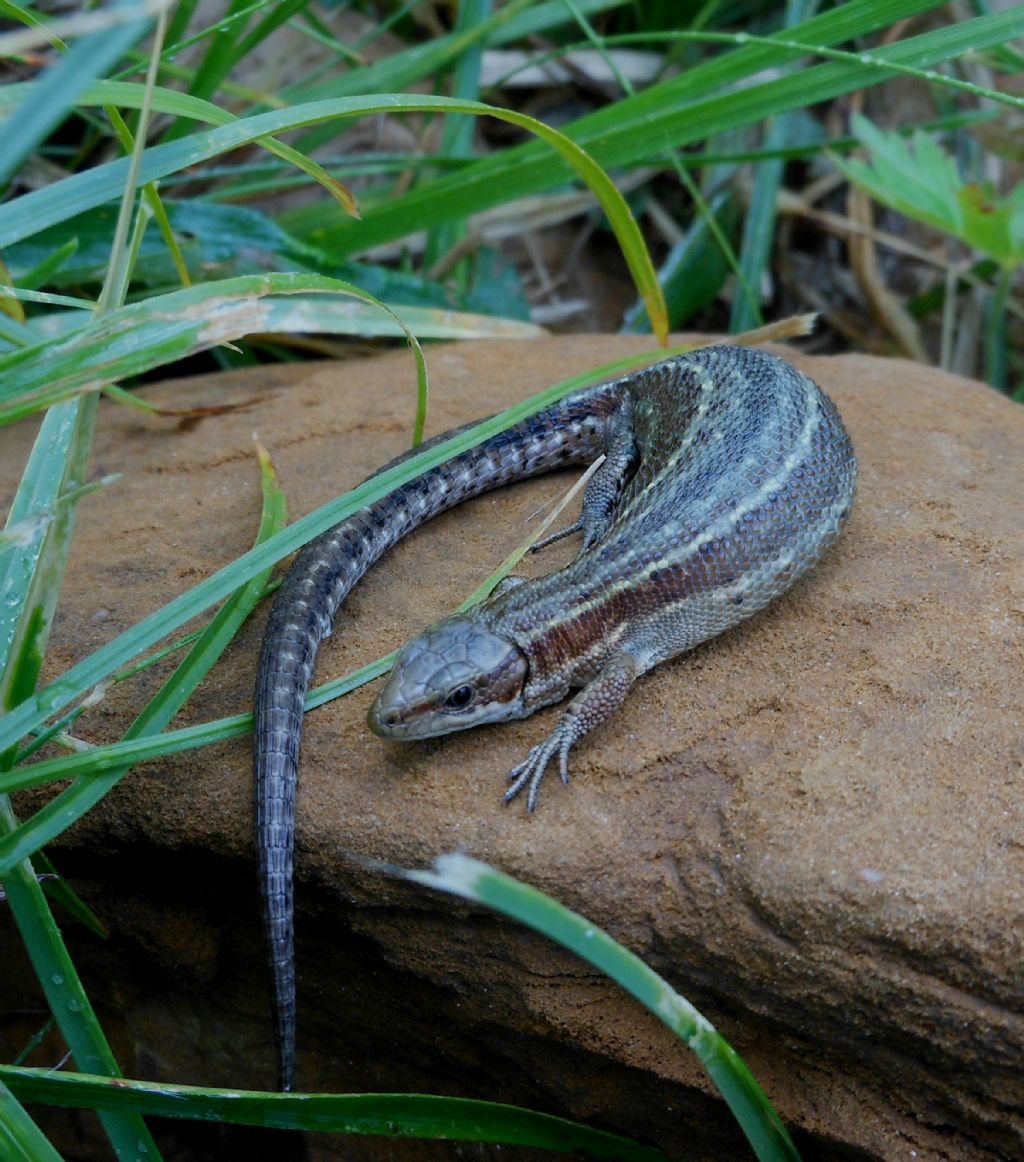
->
[254, 344, 857, 1089]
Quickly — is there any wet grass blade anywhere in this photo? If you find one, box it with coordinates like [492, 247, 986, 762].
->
[0, 1067, 669, 1159]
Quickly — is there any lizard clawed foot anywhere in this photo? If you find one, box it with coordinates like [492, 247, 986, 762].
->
[503, 650, 640, 813]
[504, 719, 576, 811]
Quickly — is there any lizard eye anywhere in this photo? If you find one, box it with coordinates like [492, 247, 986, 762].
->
[445, 684, 474, 710]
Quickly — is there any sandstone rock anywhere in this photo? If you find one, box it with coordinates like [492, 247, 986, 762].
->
[1, 336, 1021, 1160]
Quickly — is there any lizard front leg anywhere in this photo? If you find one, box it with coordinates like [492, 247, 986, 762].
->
[505, 651, 639, 811]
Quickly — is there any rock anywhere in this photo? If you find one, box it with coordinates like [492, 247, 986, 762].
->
[1, 336, 1021, 1161]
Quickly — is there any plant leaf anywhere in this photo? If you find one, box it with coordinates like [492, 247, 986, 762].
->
[0, 1067, 669, 1159]
[833, 114, 1024, 265]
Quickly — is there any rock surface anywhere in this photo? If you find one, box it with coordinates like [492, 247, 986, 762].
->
[1, 336, 1022, 1161]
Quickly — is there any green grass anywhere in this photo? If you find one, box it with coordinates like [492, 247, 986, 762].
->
[1, 0, 1021, 1157]
[0, 1069, 673, 1160]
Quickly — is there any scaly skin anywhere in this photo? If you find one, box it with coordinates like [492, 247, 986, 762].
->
[254, 345, 857, 1089]
[254, 381, 619, 1089]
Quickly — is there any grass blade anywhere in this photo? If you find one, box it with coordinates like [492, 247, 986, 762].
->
[0, 1067, 668, 1159]
[0, 399, 100, 683]
[0, 272, 430, 425]
[0, 442, 287, 874]
[422, 0, 490, 272]
[622, 191, 738, 331]
[406, 855, 800, 1161]
[2, 870, 166, 1162]
[35, 850, 109, 939]
[0, 1077, 64, 1162]
[0, 392, 162, 1156]
[0, 2, 156, 184]
[0, 77, 358, 218]
[0, 93, 664, 338]
[726, 0, 817, 332]
[0, 795, 161, 1157]
[312, 2, 1018, 257]
[282, 0, 538, 108]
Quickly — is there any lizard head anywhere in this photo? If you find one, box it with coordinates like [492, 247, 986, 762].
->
[368, 614, 528, 740]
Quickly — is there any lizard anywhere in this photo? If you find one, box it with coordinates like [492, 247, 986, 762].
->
[253, 343, 858, 1089]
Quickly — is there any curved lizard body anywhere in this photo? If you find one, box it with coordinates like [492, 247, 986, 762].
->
[254, 344, 857, 1089]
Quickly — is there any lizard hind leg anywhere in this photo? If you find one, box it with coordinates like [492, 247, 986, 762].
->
[530, 398, 638, 557]
[504, 651, 640, 811]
